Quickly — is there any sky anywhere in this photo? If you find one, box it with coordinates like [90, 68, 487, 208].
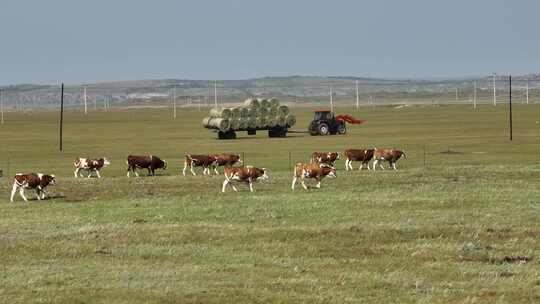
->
[1, 0, 539, 85]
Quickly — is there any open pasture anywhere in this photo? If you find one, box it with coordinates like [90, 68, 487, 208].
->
[1, 104, 540, 303]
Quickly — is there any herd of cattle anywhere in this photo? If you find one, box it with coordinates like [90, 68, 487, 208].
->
[7, 148, 406, 202]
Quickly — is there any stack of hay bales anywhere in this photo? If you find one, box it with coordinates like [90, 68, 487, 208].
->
[202, 98, 296, 131]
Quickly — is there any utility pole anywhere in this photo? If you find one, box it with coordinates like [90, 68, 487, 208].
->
[214, 80, 218, 108]
[526, 80, 529, 104]
[330, 85, 334, 113]
[355, 80, 359, 110]
[59, 83, 64, 151]
[172, 87, 176, 119]
[493, 73, 497, 106]
[0, 88, 4, 125]
[473, 81, 477, 109]
[83, 84, 87, 115]
[509, 75, 513, 141]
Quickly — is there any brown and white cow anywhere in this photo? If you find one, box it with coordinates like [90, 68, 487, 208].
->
[310, 152, 340, 166]
[292, 163, 337, 191]
[211, 154, 243, 175]
[126, 155, 167, 177]
[10, 173, 56, 202]
[344, 149, 375, 171]
[221, 166, 268, 192]
[372, 148, 407, 170]
[183, 154, 217, 176]
[74, 157, 110, 178]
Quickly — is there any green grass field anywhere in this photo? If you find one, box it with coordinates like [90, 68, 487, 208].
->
[1, 104, 539, 303]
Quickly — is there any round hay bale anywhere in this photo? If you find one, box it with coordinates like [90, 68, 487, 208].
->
[258, 107, 269, 117]
[268, 107, 277, 117]
[206, 118, 230, 131]
[260, 99, 270, 108]
[230, 118, 240, 130]
[277, 105, 290, 117]
[230, 107, 241, 120]
[244, 98, 260, 109]
[269, 98, 279, 108]
[247, 118, 257, 129]
[238, 119, 248, 129]
[209, 108, 232, 119]
[239, 107, 249, 118]
[256, 116, 267, 128]
[202, 117, 212, 127]
[285, 114, 296, 127]
[267, 117, 278, 127]
[276, 116, 287, 127]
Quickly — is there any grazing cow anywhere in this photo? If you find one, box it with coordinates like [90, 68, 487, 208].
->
[73, 157, 110, 178]
[292, 163, 337, 191]
[310, 152, 340, 166]
[211, 154, 243, 175]
[0, 168, 3, 177]
[183, 154, 218, 176]
[221, 166, 268, 192]
[126, 155, 167, 177]
[372, 148, 407, 170]
[344, 149, 375, 171]
[10, 173, 56, 202]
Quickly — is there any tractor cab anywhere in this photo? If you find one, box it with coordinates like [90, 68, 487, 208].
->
[313, 110, 333, 121]
[309, 109, 346, 136]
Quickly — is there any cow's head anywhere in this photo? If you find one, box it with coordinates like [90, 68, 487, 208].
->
[333, 152, 340, 160]
[235, 155, 243, 165]
[103, 158, 111, 166]
[260, 168, 269, 181]
[44, 174, 56, 186]
[162, 160, 167, 169]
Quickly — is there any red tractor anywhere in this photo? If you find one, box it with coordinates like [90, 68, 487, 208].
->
[308, 110, 364, 136]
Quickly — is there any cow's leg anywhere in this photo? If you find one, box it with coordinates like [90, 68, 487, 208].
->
[190, 165, 196, 176]
[95, 170, 102, 178]
[127, 166, 132, 177]
[74, 168, 79, 178]
[379, 161, 385, 170]
[19, 188, 28, 202]
[221, 179, 229, 193]
[35, 187, 43, 200]
[291, 176, 297, 190]
[134, 168, 140, 177]
[300, 178, 308, 191]
[10, 184, 19, 202]
[345, 159, 349, 171]
[213, 165, 220, 175]
[372, 159, 378, 170]
[87, 169, 93, 178]
[248, 178, 254, 192]
[391, 162, 397, 170]
[182, 162, 188, 176]
[231, 182, 238, 192]
[316, 177, 322, 189]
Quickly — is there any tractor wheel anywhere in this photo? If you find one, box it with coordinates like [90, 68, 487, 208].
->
[318, 123, 330, 136]
[337, 123, 347, 135]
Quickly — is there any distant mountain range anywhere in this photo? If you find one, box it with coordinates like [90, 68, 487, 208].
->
[1, 75, 538, 107]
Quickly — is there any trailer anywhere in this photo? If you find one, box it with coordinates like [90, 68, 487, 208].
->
[202, 98, 296, 140]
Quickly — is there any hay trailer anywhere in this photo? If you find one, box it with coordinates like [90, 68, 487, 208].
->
[202, 98, 297, 140]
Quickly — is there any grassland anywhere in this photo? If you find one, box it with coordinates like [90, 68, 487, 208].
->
[1, 103, 539, 303]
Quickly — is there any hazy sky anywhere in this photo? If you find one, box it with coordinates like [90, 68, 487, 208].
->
[1, 0, 539, 85]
